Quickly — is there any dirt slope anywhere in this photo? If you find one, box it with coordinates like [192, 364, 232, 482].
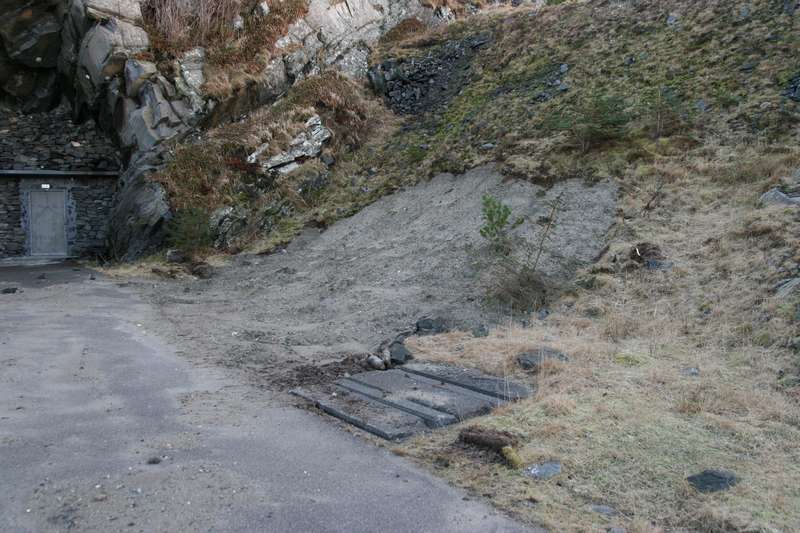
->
[142, 165, 616, 384]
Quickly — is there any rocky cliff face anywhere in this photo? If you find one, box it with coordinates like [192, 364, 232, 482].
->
[1, 0, 528, 259]
[54, 0, 455, 259]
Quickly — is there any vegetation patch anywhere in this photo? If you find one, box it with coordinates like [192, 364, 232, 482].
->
[143, 0, 310, 96]
[150, 72, 398, 255]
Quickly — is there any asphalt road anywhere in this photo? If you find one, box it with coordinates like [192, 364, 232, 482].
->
[0, 263, 531, 533]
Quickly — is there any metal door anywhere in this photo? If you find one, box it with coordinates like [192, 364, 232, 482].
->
[28, 190, 68, 256]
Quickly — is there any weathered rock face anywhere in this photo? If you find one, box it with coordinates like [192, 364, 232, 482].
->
[368, 33, 492, 115]
[107, 149, 172, 261]
[0, 0, 64, 111]
[247, 114, 333, 174]
[93, 0, 450, 259]
[204, 0, 446, 125]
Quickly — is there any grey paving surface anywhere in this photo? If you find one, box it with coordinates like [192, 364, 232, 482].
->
[0, 263, 535, 533]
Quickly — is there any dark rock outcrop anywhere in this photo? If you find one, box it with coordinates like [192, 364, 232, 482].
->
[0, 0, 64, 111]
[107, 150, 171, 261]
[368, 34, 491, 115]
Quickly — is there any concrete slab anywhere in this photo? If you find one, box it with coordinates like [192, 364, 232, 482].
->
[346, 370, 501, 420]
[293, 364, 532, 440]
[292, 386, 431, 440]
[403, 362, 532, 401]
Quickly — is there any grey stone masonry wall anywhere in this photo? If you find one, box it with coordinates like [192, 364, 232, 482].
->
[0, 178, 25, 256]
[0, 106, 121, 171]
[0, 176, 116, 258]
[70, 177, 117, 255]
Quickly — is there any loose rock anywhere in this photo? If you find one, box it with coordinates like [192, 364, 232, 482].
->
[591, 504, 618, 517]
[525, 461, 562, 480]
[517, 348, 569, 373]
[687, 469, 739, 493]
[388, 341, 412, 365]
[190, 263, 214, 280]
[761, 188, 800, 207]
[165, 249, 186, 264]
[415, 317, 449, 336]
[367, 354, 386, 371]
[776, 278, 800, 299]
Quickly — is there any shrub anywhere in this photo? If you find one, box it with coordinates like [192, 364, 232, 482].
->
[143, 0, 310, 69]
[151, 144, 235, 211]
[166, 207, 213, 254]
[638, 85, 690, 139]
[544, 93, 631, 152]
[477, 194, 562, 313]
[381, 17, 428, 44]
[479, 195, 515, 249]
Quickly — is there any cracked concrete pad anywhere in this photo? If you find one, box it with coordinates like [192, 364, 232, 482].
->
[293, 363, 531, 440]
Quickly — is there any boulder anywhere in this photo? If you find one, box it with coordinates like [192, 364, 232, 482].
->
[776, 277, 800, 299]
[114, 95, 140, 147]
[125, 107, 161, 150]
[78, 18, 149, 104]
[517, 348, 569, 373]
[190, 262, 214, 279]
[209, 206, 249, 250]
[165, 249, 186, 263]
[250, 115, 332, 173]
[108, 157, 172, 261]
[254, 1, 270, 17]
[387, 341, 412, 365]
[367, 354, 386, 370]
[525, 461, 562, 480]
[760, 187, 800, 207]
[139, 81, 182, 127]
[124, 59, 157, 97]
[3, 68, 59, 112]
[174, 47, 205, 113]
[85, 0, 143, 23]
[687, 469, 739, 493]
[415, 317, 449, 335]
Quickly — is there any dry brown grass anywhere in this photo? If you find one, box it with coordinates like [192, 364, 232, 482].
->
[144, 0, 310, 98]
[211, 71, 394, 160]
[401, 142, 800, 531]
[142, 0, 243, 54]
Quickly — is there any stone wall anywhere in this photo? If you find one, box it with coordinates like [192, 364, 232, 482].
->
[0, 106, 120, 171]
[0, 176, 116, 258]
[69, 177, 117, 255]
[0, 178, 25, 256]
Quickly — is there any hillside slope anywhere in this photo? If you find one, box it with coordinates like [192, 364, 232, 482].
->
[131, 0, 800, 530]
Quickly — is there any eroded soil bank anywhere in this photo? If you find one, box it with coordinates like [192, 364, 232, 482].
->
[139, 166, 616, 388]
